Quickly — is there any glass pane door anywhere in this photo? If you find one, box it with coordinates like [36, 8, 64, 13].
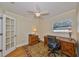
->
[5, 16, 16, 55]
[2, 15, 16, 56]
[0, 17, 2, 56]
[6, 17, 11, 50]
[11, 19, 15, 48]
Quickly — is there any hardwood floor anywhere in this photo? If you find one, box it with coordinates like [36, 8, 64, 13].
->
[6, 46, 27, 57]
[5, 43, 66, 57]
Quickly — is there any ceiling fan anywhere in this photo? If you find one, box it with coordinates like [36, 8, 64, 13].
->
[27, 5, 49, 18]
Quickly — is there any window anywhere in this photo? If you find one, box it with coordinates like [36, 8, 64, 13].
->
[52, 18, 72, 32]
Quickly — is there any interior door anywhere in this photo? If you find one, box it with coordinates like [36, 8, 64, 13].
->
[0, 17, 3, 56]
[3, 15, 16, 56]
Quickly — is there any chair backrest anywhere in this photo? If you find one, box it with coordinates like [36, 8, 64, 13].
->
[48, 36, 58, 44]
[48, 35, 60, 49]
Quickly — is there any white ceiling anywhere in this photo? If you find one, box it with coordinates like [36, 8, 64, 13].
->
[0, 2, 77, 17]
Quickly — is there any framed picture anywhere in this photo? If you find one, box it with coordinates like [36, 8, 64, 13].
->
[52, 18, 72, 32]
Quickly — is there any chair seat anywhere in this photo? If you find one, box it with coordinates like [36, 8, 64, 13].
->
[48, 42, 58, 48]
[50, 43, 57, 48]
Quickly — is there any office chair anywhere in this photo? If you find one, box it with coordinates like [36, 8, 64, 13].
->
[48, 36, 60, 57]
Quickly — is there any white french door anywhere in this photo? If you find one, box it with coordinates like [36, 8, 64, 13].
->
[0, 16, 3, 56]
[2, 15, 16, 56]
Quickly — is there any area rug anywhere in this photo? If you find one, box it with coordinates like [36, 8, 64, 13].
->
[24, 42, 49, 57]
[24, 42, 67, 57]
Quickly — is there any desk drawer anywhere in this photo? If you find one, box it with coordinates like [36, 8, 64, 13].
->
[61, 41, 73, 47]
[60, 41, 75, 56]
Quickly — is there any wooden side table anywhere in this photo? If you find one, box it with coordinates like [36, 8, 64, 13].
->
[29, 34, 39, 45]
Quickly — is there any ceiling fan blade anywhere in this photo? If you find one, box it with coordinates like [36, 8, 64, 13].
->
[40, 11, 49, 15]
[26, 11, 36, 16]
[27, 11, 34, 13]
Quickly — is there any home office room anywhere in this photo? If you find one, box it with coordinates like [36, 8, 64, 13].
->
[0, 1, 79, 58]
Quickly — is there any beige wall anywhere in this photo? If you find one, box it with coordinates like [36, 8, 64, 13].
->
[39, 9, 77, 41]
[0, 8, 39, 48]
[77, 6, 79, 56]
[0, 8, 77, 45]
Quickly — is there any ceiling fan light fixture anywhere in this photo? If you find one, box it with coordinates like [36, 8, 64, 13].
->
[35, 13, 40, 17]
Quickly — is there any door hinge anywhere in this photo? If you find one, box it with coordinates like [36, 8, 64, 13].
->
[0, 49, 2, 52]
[15, 35, 16, 37]
[0, 33, 3, 35]
[0, 17, 3, 19]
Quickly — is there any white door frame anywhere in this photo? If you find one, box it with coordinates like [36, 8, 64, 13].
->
[2, 14, 16, 56]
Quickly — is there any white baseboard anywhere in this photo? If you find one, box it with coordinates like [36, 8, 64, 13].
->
[16, 43, 28, 48]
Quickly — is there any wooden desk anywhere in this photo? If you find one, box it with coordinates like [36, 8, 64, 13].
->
[44, 35, 77, 56]
[57, 37, 76, 56]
